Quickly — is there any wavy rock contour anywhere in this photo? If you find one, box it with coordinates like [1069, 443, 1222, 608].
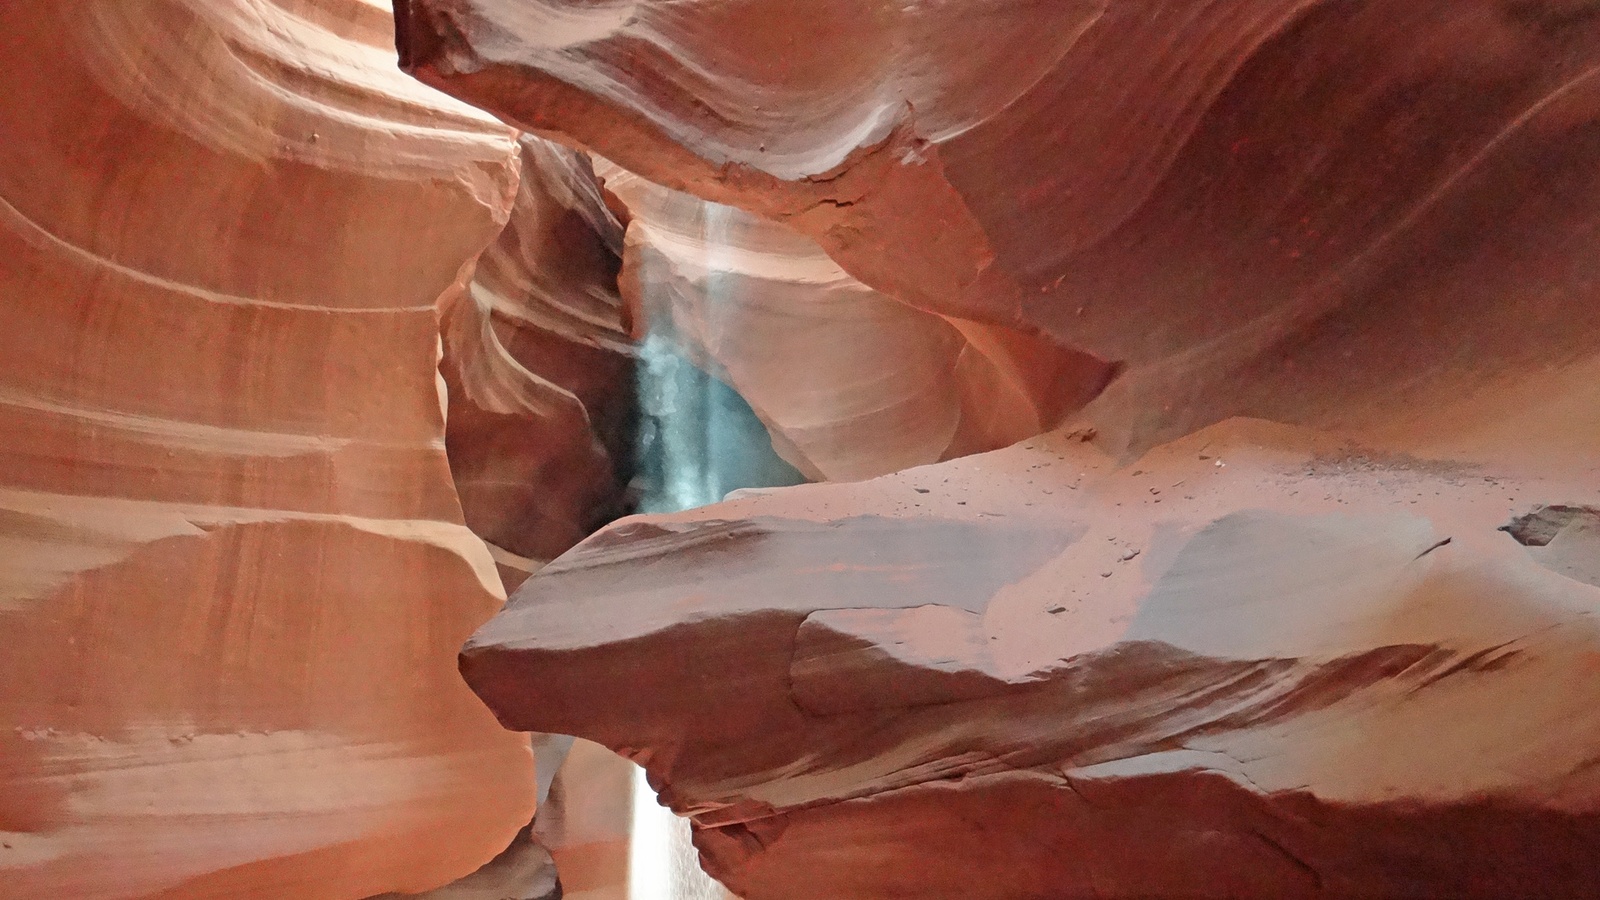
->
[603, 164, 1110, 481]
[442, 135, 637, 588]
[462, 418, 1600, 899]
[397, 1, 1600, 896]
[400, 0, 1600, 454]
[0, 1, 536, 896]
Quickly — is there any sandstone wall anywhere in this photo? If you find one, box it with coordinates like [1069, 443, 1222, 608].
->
[400, 2, 1600, 897]
[0, 1, 535, 896]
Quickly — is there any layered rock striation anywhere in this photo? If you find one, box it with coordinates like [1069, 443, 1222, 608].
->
[442, 135, 637, 589]
[0, 1, 537, 896]
[462, 419, 1600, 899]
[400, 0, 1600, 454]
[400, 1, 1600, 897]
[603, 165, 1108, 482]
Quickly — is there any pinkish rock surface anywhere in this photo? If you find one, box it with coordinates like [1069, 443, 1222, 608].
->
[602, 164, 1109, 481]
[463, 418, 1600, 899]
[400, 0, 1600, 457]
[0, 0, 537, 896]
[399, 2, 1600, 897]
[442, 135, 637, 586]
[535, 738, 635, 900]
[3, 0, 1596, 896]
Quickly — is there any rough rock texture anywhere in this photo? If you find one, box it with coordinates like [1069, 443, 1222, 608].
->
[0, 1, 536, 896]
[602, 164, 1110, 481]
[462, 417, 1600, 899]
[399, 0, 1600, 456]
[442, 136, 637, 587]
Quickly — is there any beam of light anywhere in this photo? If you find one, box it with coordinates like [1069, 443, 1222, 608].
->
[625, 191, 803, 900]
[629, 764, 674, 900]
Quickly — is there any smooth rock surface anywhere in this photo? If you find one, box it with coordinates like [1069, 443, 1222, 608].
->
[401, 1, 1600, 897]
[602, 164, 1109, 481]
[368, 826, 561, 900]
[535, 738, 634, 900]
[400, 0, 1600, 455]
[0, 1, 534, 896]
[463, 418, 1600, 899]
[443, 135, 638, 584]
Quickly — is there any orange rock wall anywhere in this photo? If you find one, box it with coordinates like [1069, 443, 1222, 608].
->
[603, 165, 1109, 482]
[443, 137, 636, 586]
[400, 2, 1600, 898]
[0, 1, 534, 896]
[401, 0, 1600, 456]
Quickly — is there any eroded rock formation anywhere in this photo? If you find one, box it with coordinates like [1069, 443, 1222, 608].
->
[603, 165, 1108, 481]
[442, 135, 637, 589]
[400, 0, 1600, 456]
[0, 1, 536, 895]
[462, 419, 1600, 899]
[398, 1, 1600, 897]
[534, 738, 635, 900]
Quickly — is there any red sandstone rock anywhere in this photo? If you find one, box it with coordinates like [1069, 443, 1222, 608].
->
[463, 418, 1600, 899]
[442, 135, 636, 584]
[0, 1, 535, 895]
[603, 164, 1109, 481]
[535, 738, 635, 900]
[399, 1, 1600, 897]
[369, 825, 561, 900]
[400, 0, 1600, 456]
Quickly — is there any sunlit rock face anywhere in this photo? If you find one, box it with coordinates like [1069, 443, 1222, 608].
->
[441, 135, 637, 589]
[0, 0, 536, 896]
[400, 0, 1600, 456]
[462, 418, 1600, 899]
[602, 165, 1109, 482]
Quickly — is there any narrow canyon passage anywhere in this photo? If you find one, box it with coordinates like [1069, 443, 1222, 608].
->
[4, 0, 1600, 899]
[600, 192, 809, 900]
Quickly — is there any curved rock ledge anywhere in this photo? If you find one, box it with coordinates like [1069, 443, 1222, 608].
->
[0, 1, 535, 896]
[603, 164, 1109, 482]
[462, 418, 1600, 899]
[400, 0, 1600, 455]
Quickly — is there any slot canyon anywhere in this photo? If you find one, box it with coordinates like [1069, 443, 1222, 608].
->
[2, 0, 1599, 898]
